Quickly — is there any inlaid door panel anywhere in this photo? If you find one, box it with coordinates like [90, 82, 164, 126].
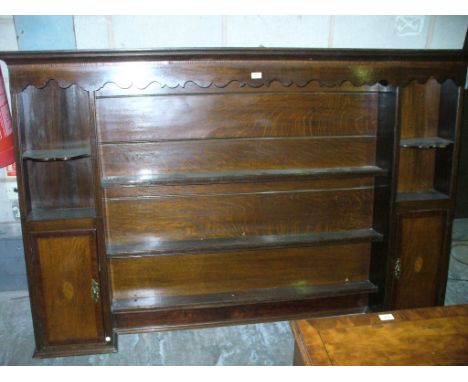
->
[392, 211, 448, 309]
[30, 230, 105, 347]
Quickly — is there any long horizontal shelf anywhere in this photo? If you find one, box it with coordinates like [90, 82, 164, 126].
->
[22, 147, 91, 161]
[27, 208, 96, 222]
[112, 280, 378, 312]
[400, 137, 453, 149]
[107, 229, 383, 257]
[102, 166, 388, 187]
[396, 190, 450, 203]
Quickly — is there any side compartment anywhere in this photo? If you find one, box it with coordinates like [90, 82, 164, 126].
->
[11, 81, 116, 357]
[391, 211, 450, 309]
[389, 79, 463, 309]
[29, 229, 115, 357]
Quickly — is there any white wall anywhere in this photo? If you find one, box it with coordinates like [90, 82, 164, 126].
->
[72, 16, 468, 50]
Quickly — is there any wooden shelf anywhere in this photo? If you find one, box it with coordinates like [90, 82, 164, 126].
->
[112, 280, 378, 312]
[22, 147, 91, 161]
[107, 229, 383, 257]
[400, 137, 453, 149]
[27, 208, 96, 222]
[102, 166, 388, 187]
[396, 190, 449, 203]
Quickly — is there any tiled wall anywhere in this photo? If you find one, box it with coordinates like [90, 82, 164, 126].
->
[0, 15, 467, 290]
[73, 16, 468, 50]
[2, 16, 467, 52]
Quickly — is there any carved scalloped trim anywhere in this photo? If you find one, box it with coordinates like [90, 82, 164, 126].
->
[18, 75, 462, 93]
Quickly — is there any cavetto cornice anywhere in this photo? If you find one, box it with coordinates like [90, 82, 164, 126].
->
[1, 49, 467, 92]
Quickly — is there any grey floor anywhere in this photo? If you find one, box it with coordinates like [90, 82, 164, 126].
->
[1, 219, 467, 365]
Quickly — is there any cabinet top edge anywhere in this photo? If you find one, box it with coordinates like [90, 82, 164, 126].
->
[1, 48, 468, 65]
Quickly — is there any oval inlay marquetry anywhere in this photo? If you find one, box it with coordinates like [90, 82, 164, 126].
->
[62, 281, 75, 300]
[414, 256, 424, 273]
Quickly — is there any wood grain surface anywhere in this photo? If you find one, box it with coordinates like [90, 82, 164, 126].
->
[99, 137, 377, 177]
[5, 46, 466, 357]
[109, 243, 372, 305]
[104, 187, 374, 246]
[400, 79, 441, 139]
[31, 231, 104, 346]
[18, 83, 91, 151]
[392, 211, 447, 309]
[291, 304, 468, 366]
[96, 92, 377, 142]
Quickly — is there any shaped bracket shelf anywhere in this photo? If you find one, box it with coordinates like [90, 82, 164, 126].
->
[22, 147, 91, 161]
[400, 137, 453, 149]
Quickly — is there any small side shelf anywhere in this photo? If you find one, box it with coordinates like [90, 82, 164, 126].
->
[27, 208, 96, 222]
[102, 166, 388, 188]
[400, 137, 453, 149]
[396, 190, 450, 203]
[22, 147, 91, 161]
[107, 228, 384, 257]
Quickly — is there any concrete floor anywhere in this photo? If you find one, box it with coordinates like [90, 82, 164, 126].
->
[0, 293, 293, 365]
[1, 219, 467, 365]
[446, 219, 468, 306]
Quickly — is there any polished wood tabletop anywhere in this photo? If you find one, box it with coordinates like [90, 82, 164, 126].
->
[291, 304, 468, 366]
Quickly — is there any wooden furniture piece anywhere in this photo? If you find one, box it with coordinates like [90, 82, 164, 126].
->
[291, 304, 468, 365]
[1, 44, 467, 358]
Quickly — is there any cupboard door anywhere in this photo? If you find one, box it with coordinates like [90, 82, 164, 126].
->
[392, 211, 448, 309]
[30, 230, 105, 348]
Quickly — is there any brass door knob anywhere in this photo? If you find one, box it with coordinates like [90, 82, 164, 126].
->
[91, 279, 100, 302]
